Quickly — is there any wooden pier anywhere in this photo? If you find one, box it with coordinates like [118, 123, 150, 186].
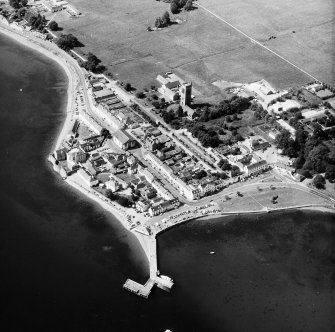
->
[123, 279, 155, 299]
[123, 235, 174, 299]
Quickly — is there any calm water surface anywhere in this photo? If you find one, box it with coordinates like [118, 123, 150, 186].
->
[0, 34, 334, 332]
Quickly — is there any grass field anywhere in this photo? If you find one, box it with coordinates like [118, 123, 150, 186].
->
[59, 0, 334, 100]
[218, 187, 330, 213]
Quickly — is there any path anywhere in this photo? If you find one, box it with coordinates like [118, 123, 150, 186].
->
[196, 2, 319, 82]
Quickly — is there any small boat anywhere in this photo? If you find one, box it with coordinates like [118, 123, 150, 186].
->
[210, 251, 215, 255]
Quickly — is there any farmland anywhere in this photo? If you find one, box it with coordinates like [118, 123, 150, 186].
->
[59, 0, 334, 100]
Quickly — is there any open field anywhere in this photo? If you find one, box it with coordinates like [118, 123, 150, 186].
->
[200, 0, 335, 86]
[59, 0, 334, 100]
[217, 187, 331, 213]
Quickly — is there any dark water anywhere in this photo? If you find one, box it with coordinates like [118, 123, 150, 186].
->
[0, 34, 334, 332]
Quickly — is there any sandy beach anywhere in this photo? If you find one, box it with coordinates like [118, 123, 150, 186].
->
[0, 23, 152, 261]
[0, 23, 77, 151]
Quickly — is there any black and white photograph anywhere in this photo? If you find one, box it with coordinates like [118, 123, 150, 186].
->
[0, 1, 334, 331]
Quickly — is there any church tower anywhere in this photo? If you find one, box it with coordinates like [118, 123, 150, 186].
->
[180, 82, 192, 106]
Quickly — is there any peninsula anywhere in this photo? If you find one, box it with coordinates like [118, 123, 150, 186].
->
[1, 0, 334, 299]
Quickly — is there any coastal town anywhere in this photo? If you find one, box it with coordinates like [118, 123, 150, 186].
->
[1, 0, 334, 299]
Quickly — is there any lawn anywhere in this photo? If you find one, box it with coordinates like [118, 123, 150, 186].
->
[58, 0, 333, 102]
[218, 187, 330, 213]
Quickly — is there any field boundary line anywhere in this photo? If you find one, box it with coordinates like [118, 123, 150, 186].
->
[196, 3, 320, 82]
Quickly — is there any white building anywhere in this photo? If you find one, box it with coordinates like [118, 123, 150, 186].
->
[67, 147, 87, 168]
[112, 130, 137, 150]
[244, 160, 269, 175]
[77, 168, 99, 187]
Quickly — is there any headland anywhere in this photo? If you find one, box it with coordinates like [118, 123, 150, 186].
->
[1, 5, 334, 299]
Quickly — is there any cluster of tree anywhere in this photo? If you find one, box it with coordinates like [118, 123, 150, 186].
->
[152, 97, 167, 109]
[240, 154, 252, 165]
[275, 123, 335, 182]
[9, 0, 27, 9]
[161, 106, 184, 125]
[105, 190, 132, 207]
[252, 102, 268, 120]
[81, 52, 105, 73]
[194, 169, 207, 180]
[25, 12, 46, 31]
[185, 123, 221, 148]
[231, 165, 241, 177]
[195, 96, 251, 123]
[218, 158, 232, 171]
[56, 33, 80, 51]
[170, 0, 193, 14]
[318, 113, 335, 128]
[213, 172, 229, 180]
[155, 11, 171, 28]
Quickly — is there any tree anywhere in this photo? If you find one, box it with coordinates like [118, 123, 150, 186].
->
[294, 154, 305, 169]
[136, 91, 145, 98]
[117, 196, 130, 207]
[218, 129, 225, 135]
[17, 7, 26, 18]
[325, 165, 335, 182]
[124, 83, 132, 91]
[56, 34, 80, 51]
[162, 11, 170, 26]
[218, 159, 231, 170]
[184, 0, 193, 11]
[9, 0, 27, 9]
[155, 17, 163, 28]
[231, 165, 241, 177]
[83, 52, 104, 73]
[171, 1, 179, 14]
[313, 174, 326, 189]
[48, 21, 59, 31]
[100, 128, 110, 138]
[105, 189, 116, 201]
[177, 105, 184, 117]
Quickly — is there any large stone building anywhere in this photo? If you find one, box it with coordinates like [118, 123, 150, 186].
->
[157, 72, 192, 105]
[180, 82, 192, 106]
[244, 160, 269, 175]
[112, 130, 137, 150]
[67, 147, 87, 169]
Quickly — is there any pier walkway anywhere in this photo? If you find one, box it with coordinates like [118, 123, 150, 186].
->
[123, 235, 174, 299]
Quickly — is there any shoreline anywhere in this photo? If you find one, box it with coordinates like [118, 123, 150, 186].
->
[1, 23, 334, 292]
[0, 24, 75, 152]
[0, 23, 152, 260]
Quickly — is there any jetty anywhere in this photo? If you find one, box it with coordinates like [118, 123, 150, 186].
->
[123, 279, 155, 299]
[123, 236, 173, 299]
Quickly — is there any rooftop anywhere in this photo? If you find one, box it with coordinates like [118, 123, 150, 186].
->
[113, 130, 133, 144]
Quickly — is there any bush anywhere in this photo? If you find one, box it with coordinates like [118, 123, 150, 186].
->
[313, 174, 325, 189]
